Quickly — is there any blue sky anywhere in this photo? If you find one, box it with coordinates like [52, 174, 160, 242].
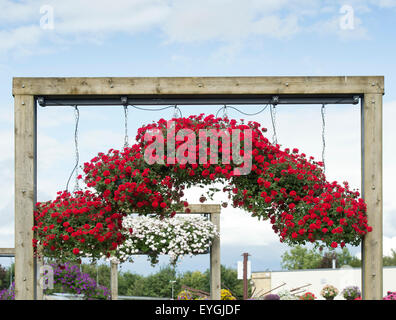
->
[0, 0, 396, 276]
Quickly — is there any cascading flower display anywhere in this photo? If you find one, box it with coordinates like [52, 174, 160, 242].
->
[0, 263, 111, 300]
[46, 263, 111, 300]
[113, 215, 219, 265]
[33, 190, 125, 261]
[34, 114, 371, 260]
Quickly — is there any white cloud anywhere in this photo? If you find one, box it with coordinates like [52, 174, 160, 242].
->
[310, 14, 368, 40]
[181, 183, 278, 246]
[1, 0, 393, 55]
[49, 0, 170, 35]
[0, 224, 13, 248]
[0, 0, 38, 25]
[162, 0, 301, 43]
[371, 0, 396, 8]
[384, 236, 396, 256]
[0, 25, 43, 53]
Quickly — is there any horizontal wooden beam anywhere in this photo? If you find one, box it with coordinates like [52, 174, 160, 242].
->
[184, 204, 221, 214]
[13, 76, 384, 96]
[0, 248, 15, 256]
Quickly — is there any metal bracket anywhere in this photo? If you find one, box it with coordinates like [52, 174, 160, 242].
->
[121, 96, 128, 106]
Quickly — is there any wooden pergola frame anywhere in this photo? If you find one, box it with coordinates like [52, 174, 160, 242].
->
[109, 204, 221, 300]
[11, 76, 384, 300]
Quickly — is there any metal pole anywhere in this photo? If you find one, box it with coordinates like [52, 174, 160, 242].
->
[170, 280, 176, 300]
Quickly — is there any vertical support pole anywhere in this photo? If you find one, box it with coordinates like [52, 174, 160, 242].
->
[36, 246, 44, 300]
[14, 95, 37, 300]
[361, 93, 383, 300]
[110, 261, 118, 300]
[242, 252, 249, 300]
[210, 211, 221, 300]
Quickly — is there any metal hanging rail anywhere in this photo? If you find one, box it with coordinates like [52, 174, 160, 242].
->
[37, 94, 360, 107]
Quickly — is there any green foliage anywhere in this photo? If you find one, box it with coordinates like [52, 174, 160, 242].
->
[0, 263, 13, 290]
[78, 263, 250, 299]
[281, 245, 362, 270]
[179, 270, 209, 293]
[336, 248, 361, 267]
[281, 246, 322, 270]
[384, 249, 396, 266]
[210, 265, 249, 300]
[138, 266, 177, 298]
[0, 265, 7, 290]
[80, 263, 111, 288]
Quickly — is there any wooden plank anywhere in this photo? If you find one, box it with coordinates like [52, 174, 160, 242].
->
[36, 246, 44, 300]
[13, 76, 384, 96]
[14, 95, 37, 300]
[0, 248, 15, 255]
[184, 204, 221, 214]
[210, 212, 221, 300]
[110, 261, 118, 300]
[361, 93, 383, 300]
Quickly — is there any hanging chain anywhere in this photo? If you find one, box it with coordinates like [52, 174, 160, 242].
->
[270, 104, 278, 145]
[74, 106, 81, 192]
[172, 105, 183, 118]
[321, 104, 326, 173]
[66, 106, 80, 192]
[123, 105, 129, 148]
[223, 105, 228, 118]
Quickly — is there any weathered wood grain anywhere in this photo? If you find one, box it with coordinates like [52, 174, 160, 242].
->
[14, 94, 36, 300]
[361, 93, 383, 300]
[13, 76, 384, 96]
[210, 212, 221, 300]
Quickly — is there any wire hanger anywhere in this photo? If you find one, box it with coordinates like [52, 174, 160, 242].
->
[66, 105, 81, 192]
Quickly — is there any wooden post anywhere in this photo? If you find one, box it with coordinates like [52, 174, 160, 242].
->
[14, 95, 37, 300]
[210, 211, 221, 300]
[36, 246, 44, 300]
[242, 253, 249, 300]
[110, 261, 118, 300]
[361, 93, 383, 300]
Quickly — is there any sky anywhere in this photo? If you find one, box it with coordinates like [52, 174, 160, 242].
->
[0, 0, 396, 276]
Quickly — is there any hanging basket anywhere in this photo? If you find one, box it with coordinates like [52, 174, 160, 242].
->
[34, 114, 371, 260]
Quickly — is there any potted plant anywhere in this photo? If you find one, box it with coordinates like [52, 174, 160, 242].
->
[278, 290, 298, 300]
[263, 293, 280, 300]
[320, 284, 339, 300]
[341, 286, 361, 300]
[383, 291, 396, 300]
[299, 292, 316, 300]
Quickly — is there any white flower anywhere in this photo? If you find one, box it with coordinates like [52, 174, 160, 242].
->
[115, 215, 219, 265]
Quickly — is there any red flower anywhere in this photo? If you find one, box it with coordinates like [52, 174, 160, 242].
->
[72, 248, 79, 255]
[33, 115, 371, 260]
[160, 202, 167, 208]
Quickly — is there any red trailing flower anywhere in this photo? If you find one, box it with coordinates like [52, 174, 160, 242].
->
[34, 114, 372, 260]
